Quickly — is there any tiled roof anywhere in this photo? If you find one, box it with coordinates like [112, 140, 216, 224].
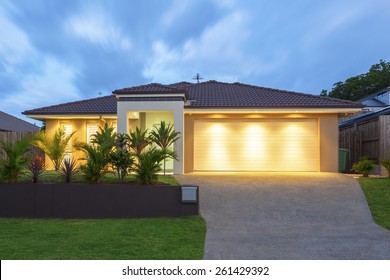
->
[23, 80, 362, 116]
[23, 95, 117, 115]
[113, 83, 186, 94]
[176, 80, 361, 108]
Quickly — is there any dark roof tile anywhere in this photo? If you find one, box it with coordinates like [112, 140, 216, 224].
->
[23, 95, 117, 115]
[113, 83, 186, 94]
[23, 80, 362, 116]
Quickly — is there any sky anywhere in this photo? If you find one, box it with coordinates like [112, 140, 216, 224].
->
[0, 0, 389, 124]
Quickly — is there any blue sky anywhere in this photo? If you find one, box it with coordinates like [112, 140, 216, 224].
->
[0, 0, 389, 123]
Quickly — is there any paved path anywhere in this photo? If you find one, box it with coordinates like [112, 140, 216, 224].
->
[176, 172, 390, 259]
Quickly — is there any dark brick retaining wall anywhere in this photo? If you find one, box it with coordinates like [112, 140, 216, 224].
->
[0, 184, 199, 219]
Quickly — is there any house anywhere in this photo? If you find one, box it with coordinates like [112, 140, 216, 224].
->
[357, 86, 390, 111]
[339, 105, 390, 175]
[0, 111, 40, 132]
[23, 80, 362, 174]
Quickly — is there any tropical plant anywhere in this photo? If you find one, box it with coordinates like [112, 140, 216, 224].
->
[114, 133, 129, 150]
[34, 127, 76, 170]
[380, 152, 390, 178]
[90, 123, 116, 156]
[149, 121, 180, 175]
[109, 149, 133, 182]
[76, 143, 109, 183]
[133, 148, 165, 184]
[128, 127, 150, 155]
[59, 157, 80, 183]
[26, 155, 46, 183]
[0, 137, 32, 183]
[352, 156, 375, 177]
[75, 124, 116, 183]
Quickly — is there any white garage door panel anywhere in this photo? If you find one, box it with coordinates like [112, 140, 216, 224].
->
[194, 119, 319, 171]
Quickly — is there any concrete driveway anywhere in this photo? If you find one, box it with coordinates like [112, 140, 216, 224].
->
[175, 172, 390, 259]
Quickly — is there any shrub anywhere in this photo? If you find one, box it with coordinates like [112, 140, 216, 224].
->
[109, 149, 133, 182]
[76, 143, 108, 183]
[0, 137, 32, 183]
[26, 155, 46, 183]
[133, 148, 165, 185]
[34, 127, 75, 170]
[59, 158, 80, 183]
[76, 124, 115, 184]
[352, 156, 375, 177]
[90, 123, 116, 156]
[380, 152, 390, 178]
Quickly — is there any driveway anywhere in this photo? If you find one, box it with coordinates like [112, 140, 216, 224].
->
[175, 172, 390, 259]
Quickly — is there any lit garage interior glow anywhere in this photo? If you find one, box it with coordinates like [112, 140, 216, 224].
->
[194, 119, 319, 171]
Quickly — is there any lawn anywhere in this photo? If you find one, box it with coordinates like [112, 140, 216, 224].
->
[359, 177, 390, 230]
[0, 216, 206, 260]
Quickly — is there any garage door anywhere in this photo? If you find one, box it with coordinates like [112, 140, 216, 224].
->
[194, 119, 319, 171]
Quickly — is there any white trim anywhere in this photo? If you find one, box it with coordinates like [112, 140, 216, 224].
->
[115, 93, 186, 99]
[25, 115, 117, 120]
[117, 100, 185, 174]
[184, 108, 362, 114]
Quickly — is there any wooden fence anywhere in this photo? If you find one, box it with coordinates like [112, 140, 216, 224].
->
[339, 115, 390, 173]
[0, 131, 44, 162]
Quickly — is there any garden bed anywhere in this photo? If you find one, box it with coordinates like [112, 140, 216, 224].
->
[0, 183, 198, 219]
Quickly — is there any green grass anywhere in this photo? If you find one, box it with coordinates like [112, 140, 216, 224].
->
[0, 216, 206, 260]
[359, 177, 390, 229]
[18, 170, 180, 186]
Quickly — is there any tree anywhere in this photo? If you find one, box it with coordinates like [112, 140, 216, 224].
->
[34, 127, 75, 171]
[149, 121, 180, 175]
[323, 59, 390, 101]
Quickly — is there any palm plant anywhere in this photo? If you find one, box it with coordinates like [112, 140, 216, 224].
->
[109, 133, 133, 182]
[90, 123, 116, 156]
[149, 121, 180, 175]
[34, 127, 75, 170]
[133, 148, 165, 184]
[75, 124, 115, 183]
[76, 142, 109, 183]
[0, 137, 32, 183]
[128, 127, 150, 155]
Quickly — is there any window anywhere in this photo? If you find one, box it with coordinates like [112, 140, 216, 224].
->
[61, 123, 72, 159]
[86, 123, 99, 145]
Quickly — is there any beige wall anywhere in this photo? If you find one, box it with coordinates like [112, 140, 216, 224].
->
[319, 114, 339, 172]
[45, 118, 117, 170]
[184, 113, 339, 173]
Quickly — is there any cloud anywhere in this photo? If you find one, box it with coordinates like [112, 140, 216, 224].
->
[161, 0, 193, 28]
[0, 2, 81, 119]
[0, 4, 34, 65]
[64, 5, 132, 51]
[301, 0, 381, 49]
[143, 9, 281, 83]
[1, 56, 80, 109]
